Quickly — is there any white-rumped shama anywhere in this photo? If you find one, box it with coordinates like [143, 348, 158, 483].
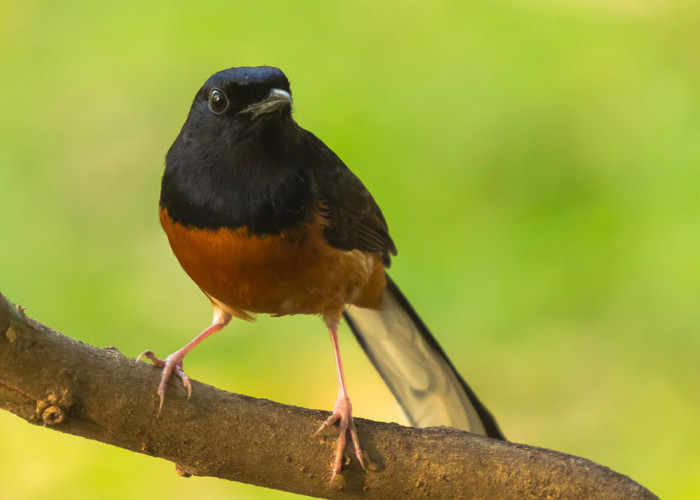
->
[138, 66, 504, 481]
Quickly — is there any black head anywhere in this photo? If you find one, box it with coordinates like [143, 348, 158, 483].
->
[192, 66, 292, 120]
[162, 66, 313, 234]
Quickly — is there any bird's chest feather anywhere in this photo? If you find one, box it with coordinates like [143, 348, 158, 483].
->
[159, 208, 382, 320]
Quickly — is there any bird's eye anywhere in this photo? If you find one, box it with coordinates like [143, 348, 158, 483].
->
[208, 88, 229, 114]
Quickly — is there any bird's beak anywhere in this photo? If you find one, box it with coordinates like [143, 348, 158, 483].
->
[268, 88, 292, 104]
[242, 88, 292, 119]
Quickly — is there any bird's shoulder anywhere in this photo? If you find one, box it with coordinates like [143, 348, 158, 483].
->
[299, 129, 397, 267]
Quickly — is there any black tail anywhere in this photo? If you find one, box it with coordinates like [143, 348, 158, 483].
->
[343, 274, 504, 440]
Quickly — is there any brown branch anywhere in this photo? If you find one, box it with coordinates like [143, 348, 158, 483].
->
[0, 291, 657, 499]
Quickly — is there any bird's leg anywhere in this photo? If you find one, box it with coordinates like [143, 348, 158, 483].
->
[137, 306, 232, 415]
[315, 320, 364, 481]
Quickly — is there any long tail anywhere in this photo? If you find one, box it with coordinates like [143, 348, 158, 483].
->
[343, 273, 504, 440]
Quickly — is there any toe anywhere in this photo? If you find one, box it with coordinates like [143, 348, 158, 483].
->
[137, 350, 166, 368]
[348, 420, 364, 469]
[315, 413, 339, 436]
[179, 372, 192, 399]
[331, 428, 347, 482]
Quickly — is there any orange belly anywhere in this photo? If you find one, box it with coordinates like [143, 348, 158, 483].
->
[159, 207, 385, 321]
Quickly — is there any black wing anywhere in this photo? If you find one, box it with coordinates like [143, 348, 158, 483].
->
[302, 130, 397, 267]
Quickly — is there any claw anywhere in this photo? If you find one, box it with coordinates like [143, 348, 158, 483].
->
[316, 396, 364, 482]
[173, 364, 192, 399]
[136, 349, 189, 414]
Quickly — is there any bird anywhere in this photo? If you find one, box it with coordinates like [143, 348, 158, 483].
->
[138, 66, 504, 481]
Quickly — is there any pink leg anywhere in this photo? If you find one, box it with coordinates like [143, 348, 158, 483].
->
[137, 307, 231, 415]
[315, 323, 364, 481]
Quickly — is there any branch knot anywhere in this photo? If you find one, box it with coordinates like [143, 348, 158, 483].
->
[35, 391, 70, 426]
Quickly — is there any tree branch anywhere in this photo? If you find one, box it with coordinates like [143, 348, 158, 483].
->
[0, 291, 656, 499]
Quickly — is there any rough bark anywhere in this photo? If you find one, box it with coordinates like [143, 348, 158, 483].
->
[0, 292, 657, 499]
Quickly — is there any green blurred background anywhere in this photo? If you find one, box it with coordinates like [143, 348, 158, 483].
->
[1, 1, 699, 498]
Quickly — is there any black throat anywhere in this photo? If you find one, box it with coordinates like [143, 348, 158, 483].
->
[160, 112, 315, 235]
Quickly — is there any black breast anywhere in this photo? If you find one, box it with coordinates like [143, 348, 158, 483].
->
[160, 117, 315, 235]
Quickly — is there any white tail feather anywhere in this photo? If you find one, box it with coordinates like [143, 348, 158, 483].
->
[344, 279, 501, 438]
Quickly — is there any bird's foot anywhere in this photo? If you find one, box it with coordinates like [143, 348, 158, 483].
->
[136, 349, 191, 415]
[315, 395, 364, 482]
